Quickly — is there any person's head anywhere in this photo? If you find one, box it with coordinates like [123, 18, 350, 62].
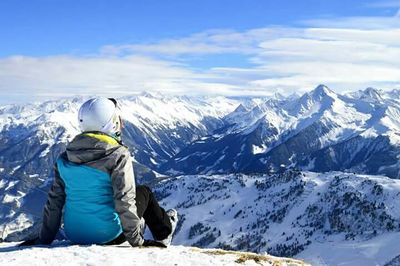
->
[78, 97, 122, 140]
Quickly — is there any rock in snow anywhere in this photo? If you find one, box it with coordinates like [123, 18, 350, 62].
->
[0, 242, 309, 266]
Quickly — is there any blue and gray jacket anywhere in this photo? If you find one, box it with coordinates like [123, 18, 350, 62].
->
[39, 132, 144, 246]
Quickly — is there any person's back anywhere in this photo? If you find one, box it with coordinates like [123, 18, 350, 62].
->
[22, 97, 178, 248]
[57, 132, 128, 244]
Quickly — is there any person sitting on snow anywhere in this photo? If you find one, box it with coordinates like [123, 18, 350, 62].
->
[21, 97, 178, 247]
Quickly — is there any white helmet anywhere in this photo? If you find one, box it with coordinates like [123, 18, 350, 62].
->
[78, 97, 122, 138]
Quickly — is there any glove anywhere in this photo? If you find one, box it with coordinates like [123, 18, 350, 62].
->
[142, 239, 167, 248]
[18, 238, 40, 247]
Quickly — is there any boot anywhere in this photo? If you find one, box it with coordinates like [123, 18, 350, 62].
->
[158, 209, 178, 247]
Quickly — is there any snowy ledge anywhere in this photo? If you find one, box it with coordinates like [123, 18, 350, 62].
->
[0, 242, 309, 266]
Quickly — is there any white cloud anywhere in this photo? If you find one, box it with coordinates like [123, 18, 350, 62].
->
[0, 55, 235, 100]
[1, 13, 400, 104]
[175, 26, 400, 94]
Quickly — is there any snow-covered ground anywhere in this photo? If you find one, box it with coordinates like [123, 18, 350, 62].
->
[0, 242, 309, 266]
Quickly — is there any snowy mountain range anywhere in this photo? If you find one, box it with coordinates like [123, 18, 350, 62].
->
[2, 85, 400, 183]
[2, 85, 400, 265]
[162, 85, 400, 178]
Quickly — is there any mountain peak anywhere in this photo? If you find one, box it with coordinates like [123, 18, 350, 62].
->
[288, 84, 337, 116]
[272, 92, 286, 100]
[234, 103, 247, 113]
[312, 84, 334, 97]
[139, 91, 164, 99]
[300, 84, 336, 104]
[363, 87, 383, 100]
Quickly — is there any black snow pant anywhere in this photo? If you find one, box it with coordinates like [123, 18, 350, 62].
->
[105, 185, 172, 245]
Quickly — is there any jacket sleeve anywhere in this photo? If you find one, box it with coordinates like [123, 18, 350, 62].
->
[39, 164, 66, 245]
[110, 147, 144, 247]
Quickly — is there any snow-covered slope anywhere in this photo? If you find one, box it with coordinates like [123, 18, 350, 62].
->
[153, 170, 400, 265]
[118, 94, 239, 168]
[0, 242, 309, 266]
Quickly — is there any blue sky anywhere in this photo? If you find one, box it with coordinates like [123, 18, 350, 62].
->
[0, 0, 394, 57]
[0, 0, 399, 103]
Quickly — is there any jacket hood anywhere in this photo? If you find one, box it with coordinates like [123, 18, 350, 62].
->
[66, 132, 121, 164]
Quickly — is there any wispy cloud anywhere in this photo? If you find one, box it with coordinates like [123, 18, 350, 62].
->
[1, 12, 400, 104]
[370, 0, 400, 18]
[0, 55, 237, 101]
[304, 16, 400, 29]
[367, 0, 400, 8]
[100, 29, 270, 56]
